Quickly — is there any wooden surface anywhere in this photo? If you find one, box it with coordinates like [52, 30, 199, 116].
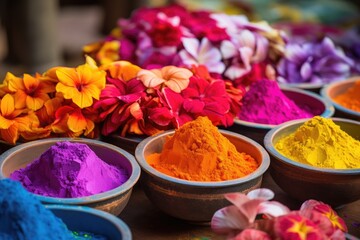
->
[119, 171, 360, 239]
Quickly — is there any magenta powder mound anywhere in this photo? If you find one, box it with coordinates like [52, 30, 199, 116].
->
[238, 79, 313, 125]
[10, 141, 129, 198]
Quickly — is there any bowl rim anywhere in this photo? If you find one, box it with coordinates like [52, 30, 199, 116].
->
[263, 117, 360, 174]
[235, 86, 335, 129]
[46, 204, 132, 239]
[320, 76, 360, 117]
[0, 137, 141, 204]
[135, 129, 270, 187]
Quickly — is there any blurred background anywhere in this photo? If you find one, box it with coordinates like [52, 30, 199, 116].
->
[0, 0, 359, 80]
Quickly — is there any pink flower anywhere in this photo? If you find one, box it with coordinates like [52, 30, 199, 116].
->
[147, 12, 183, 47]
[274, 211, 327, 240]
[178, 38, 225, 74]
[211, 188, 289, 235]
[233, 229, 271, 240]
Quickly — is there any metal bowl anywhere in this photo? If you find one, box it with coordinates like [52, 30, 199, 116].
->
[264, 118, 360, 207]
[231, 87, 335, 145]
[135, 130, 270, 224]
[0, 138, 141, 216]
[47, 205, 132, 240]
[320, 76, 360, 120]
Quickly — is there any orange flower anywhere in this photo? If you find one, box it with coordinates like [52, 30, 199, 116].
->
[7, 73, 55, 111]
[55, 63, 106, 108]
[51, 105, 96, 137]
[137, 66, 192, 93]
[0, 94, 35, 144]
[101, 60, 142, 81]
[83, 40, 120, 65]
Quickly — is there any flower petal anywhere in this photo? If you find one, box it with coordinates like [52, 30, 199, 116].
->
[182, 38, 200, 59]
[211, 205, 250, 234]
[68, 109, 87, 133]
[1, 94, 15, 117]
[247, 188, 274, 200]
[137, 69, 164, 88]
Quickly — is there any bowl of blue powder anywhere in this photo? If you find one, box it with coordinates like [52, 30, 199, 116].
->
[0, 138, 141, 216]
[0, 179, 132, 240]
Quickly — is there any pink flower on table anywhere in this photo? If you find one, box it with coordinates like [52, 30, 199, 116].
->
[178, 38, 225, 74]
[211, 188, 289, 236]
[300, 199, 347, 238]
[274, 211, 327, 240]
[233, 229, 271, 240]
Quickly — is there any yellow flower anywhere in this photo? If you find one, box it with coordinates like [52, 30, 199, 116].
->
[56, 63, 106, 108]
[0, 94, 34, 144]
[7, 73, 55, 111]
[83, 40, 120, 65]
[101, 60, 142, 81]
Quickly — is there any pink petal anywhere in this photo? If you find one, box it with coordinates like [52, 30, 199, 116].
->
[257, 201, 290, 217]
[137, 69, 164, 88]
[221, 40, 238, 59]
[247, 188, 274, 200]
[182, 38, 199, 59]
[211, 205, 251, 234]
[239, 30, 256, 50]
[234, 229, 272, 240]
[253, 36, 268, 63]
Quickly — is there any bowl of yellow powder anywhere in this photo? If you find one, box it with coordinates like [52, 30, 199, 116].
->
[135, 116, 270, 223]
[320, 76, 360, 120]
[264, 116, 360, 207]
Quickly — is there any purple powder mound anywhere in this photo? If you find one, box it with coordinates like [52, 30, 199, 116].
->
[11, 141, 129, 198]
[238, 79, 313, 125]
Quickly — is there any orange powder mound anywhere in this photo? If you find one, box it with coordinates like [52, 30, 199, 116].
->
[146, 116, 259, 182]
[333, 80, 360, 112]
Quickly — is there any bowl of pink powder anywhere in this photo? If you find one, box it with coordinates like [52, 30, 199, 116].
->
[230, 79, 334, 144]
[320, 76, 360, 120]
[0, 138, 141, 216]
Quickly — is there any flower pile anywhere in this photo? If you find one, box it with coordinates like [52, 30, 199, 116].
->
[83, 4, 284, 88]
[83, 4, 358, 87]
[0, 56, 243, 144]
[211, 188, 349, 240]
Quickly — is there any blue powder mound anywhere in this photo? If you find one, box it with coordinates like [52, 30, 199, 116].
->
[0, 179, 73, 240]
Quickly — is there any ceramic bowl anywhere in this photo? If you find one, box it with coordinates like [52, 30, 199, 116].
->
[320, 76, 360, 120]
[230, 87, 335, 145]
[135, 130, 270, 224]
[0, 138, 141, 216]
[264, 118, 360, 207]
[47, 205, 132, 240]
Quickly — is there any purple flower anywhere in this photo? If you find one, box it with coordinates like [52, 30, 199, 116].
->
[277, 37, 354, 84]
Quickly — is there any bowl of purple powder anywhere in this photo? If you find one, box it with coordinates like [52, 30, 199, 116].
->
[0, 138, 141, 216]
[228, 79, 334, 144]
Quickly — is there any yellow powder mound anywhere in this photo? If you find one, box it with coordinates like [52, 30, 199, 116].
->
[275, 116, 360, 169]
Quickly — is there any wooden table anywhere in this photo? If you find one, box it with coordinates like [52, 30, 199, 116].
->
[119, 171, 360, 239]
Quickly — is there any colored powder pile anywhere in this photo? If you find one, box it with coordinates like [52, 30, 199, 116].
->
[146, 116, 259, 181]
[11, 141, 128, 198]
[275, 116, 360, 169]
[0, 179, 73, 240]
[0, 179, 108, 240]
[333, 80, 360, 112]
[238, 79, 313, 125]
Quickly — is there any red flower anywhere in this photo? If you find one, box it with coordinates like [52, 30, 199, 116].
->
[147, 13, 182, 47]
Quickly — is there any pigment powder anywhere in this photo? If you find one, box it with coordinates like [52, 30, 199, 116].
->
[275, 116, 360, 169]
[0, 179, 72, 240]
[238, 79, 313, 125]
[0, 179, 108, 240]
[11, 141, 128, 198]
[146, 116, 259, 181]
[333, 79, 360, 112]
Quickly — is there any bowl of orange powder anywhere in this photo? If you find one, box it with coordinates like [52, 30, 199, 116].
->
[320, 76, 360, 120]
[135, 116, 270, 224]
